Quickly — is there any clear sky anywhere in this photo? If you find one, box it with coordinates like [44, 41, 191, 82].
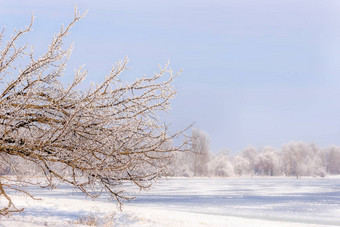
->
[2, 0, 340, 153]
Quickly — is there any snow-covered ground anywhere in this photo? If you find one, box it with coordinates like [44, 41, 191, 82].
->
[1, 176, 339, 226]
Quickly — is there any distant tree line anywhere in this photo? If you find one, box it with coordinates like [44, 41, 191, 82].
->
[169, 128, 340, 178]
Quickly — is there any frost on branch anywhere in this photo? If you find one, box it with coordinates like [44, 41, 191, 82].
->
[0, 10, 188, 214]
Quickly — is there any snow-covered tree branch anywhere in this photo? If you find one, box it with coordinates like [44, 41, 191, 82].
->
[0, 9, 188, 215]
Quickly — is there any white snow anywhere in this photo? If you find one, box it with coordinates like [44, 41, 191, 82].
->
[0, 176, 339, 226]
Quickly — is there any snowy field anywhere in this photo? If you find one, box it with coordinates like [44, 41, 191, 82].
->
[1, 176, 340, 226]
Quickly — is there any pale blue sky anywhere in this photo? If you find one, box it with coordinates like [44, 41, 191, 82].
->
[2, 0, 340, 152]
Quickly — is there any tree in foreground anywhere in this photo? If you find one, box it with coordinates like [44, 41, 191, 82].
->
[0, 10, 188, 215]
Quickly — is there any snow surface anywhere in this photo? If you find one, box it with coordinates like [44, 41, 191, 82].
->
[0, 176, 339, 226]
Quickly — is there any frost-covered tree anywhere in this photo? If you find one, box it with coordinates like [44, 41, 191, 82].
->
[169, 151, 194, 177]
[322, 146, 340, 174]
[281, 142, 325, 178]
[0, 10, 188, 214]
[208, 149, 234, 177]
[254, 146, 279, 176]
[191, 128, 211, 176]
[233, 155, 250, 176]
[241, 146, 258, 175]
